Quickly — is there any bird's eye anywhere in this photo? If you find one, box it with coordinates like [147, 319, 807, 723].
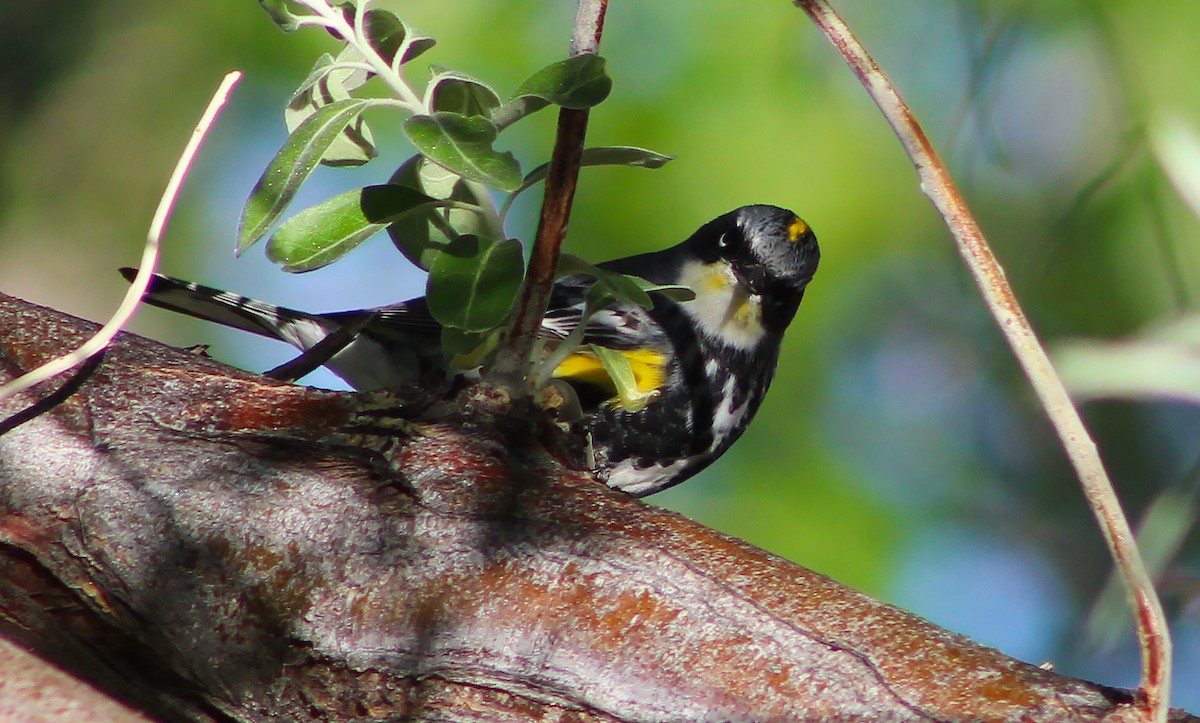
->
[717, 233, 730, 249]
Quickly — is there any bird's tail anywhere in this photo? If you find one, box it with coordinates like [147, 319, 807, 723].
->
[119, 268, 325, 343]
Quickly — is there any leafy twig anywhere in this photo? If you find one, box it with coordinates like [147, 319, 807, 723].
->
[489, 0, 609, 379]
[292, 0, 424, 110]
[793, 2, 1172, 720]
[0, 71, 243, 402]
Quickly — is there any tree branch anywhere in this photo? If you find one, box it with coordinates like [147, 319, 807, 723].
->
[2, 293, 1196, 721]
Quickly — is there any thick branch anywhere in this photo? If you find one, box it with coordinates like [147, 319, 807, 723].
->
[1, 293, 1195, 721]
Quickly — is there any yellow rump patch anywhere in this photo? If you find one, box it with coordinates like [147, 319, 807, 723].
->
[787, 216, 809, 243]
[553, 347, 668, 408]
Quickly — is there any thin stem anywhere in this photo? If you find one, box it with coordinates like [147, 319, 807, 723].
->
[497, 190, 519, 226]
[0, 71, 243, 401]
[426, 208, 460, 243]
[793, 2, 1171, 720]
[294, 0, 423, 111]
[489, 0, 609, 380]
[456, 179, 507, 239]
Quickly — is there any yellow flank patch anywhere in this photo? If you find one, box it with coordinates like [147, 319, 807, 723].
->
[553, 347, 668, 406]
[552, 352, 610, 388]
[787, 216, 808, 243]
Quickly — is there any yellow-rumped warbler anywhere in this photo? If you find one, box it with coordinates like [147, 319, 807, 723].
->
[123, 205, 819, 496]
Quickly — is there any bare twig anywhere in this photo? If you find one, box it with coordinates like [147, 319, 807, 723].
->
[0, 70, 243, 402]
[489, 0, 609, 379]
[793, 2, 1171, 720]
[263, 311, 378, 382]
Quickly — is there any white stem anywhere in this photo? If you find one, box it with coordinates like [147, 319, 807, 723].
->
[0, 71, 243, 401]
[295, 0, 424, 111]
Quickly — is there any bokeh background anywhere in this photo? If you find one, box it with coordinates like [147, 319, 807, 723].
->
[3, 0, 1198, 708]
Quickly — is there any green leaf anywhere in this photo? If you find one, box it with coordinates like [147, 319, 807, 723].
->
[492, 55, 612, 128]
[404, 112, 521, 191]
[386, 156, 445, 269]
[258, 0, 309, 31]
[557, 254, 649, 310]
[586, 271, 653, 311]
[506, 146, 673, 208]
[441, 327, 499, 369]
[589, 344, 659, 412]
[386, 155, 493, 270]
[428, 70, 501, 117]
[358, 9, 435, 69]
[386, 206, 445, 270]
[360, 8, 405, 64]
[285, 52, 377, 167]
[286, 53, 338, 121]
[557, 253, 694, 310]
[286, 46, 371, 110]
[1055, 317, 1200, 405]
[266, 185, 434, 272]
[238, 99, 377, 254]
[426, 235, 523, 331]
[629, 278, 695, 303]
[319, 119, 376, 167]
[514, 54, 612, 108]
[330, 43, 372, 93]
[401, 32, 437, 66]
[412, 155, 465, 198]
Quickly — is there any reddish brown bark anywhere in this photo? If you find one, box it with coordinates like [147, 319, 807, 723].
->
[0, 292, 1195, 722]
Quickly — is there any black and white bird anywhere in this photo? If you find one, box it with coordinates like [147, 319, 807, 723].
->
[125, 205, 819, 496]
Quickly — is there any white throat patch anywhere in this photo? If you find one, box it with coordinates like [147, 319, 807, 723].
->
[676, 258, 767, 350]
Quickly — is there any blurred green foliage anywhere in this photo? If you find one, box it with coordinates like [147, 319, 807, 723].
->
[2, 0, 1198, 705]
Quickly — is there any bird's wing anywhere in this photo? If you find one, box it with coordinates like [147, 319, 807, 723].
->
[326, 298, 442, 342]
[541, 272, 672, 350]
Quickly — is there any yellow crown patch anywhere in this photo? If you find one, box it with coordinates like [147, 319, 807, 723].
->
[787, 217, 808, 243]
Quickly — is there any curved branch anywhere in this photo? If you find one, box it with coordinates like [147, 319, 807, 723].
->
[793, 2, 1171, 720]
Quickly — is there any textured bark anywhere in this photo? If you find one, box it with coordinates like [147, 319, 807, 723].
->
[0, 292, 1195, 722]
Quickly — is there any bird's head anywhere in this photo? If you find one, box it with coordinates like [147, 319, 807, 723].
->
[680, 205, 820, 342]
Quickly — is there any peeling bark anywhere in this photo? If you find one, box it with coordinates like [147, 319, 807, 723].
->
[0, 292, 1195, 722]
